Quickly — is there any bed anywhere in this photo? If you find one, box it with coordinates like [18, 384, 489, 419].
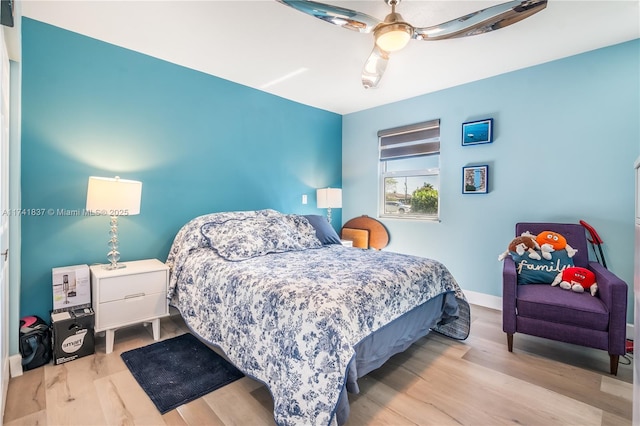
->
[166, 209, 470, 426]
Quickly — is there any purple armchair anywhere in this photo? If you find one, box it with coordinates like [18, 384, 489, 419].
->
[503, 223, 628, 375]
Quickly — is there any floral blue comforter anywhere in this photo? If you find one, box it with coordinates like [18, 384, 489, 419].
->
[166, 210, 469, 426]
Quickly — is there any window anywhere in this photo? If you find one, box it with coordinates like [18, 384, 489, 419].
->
[379, 119, 440, 220]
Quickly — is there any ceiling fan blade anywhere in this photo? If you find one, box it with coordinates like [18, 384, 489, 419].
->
[276, 0, 382, 33]
[362, 45, 390, 89]
[413, 0, 547, 41]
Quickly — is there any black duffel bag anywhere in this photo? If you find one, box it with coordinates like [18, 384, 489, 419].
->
[19, 316, 52, 371]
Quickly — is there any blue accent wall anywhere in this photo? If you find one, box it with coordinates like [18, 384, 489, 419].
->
[343, 39, 639, 323]
[21, 18, 342, 321]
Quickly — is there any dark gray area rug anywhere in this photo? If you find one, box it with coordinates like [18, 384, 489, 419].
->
[121, 333, 244, 413]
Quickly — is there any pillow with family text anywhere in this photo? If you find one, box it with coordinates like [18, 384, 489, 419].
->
[511, 249, 574, 285]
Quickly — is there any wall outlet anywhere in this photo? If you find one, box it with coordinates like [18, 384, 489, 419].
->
[302, 194, 307, 204]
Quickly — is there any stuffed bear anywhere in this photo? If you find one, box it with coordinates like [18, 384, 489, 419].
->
[498, 232, 541, 261]
[536, 230, 577, 260]
[552, 266, 598, 296]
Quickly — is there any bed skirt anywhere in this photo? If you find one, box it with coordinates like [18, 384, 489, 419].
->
[334, 291, 461, 424]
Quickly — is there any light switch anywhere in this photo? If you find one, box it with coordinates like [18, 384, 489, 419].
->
[302, 194, 307, 204]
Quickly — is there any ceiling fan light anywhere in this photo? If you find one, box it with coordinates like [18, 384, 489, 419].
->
[375, 24, 412, 52]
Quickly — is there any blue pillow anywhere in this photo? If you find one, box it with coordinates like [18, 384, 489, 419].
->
[511, 249, 575, 284]
[303, 215, 341, 245]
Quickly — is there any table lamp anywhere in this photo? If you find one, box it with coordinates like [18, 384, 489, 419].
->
[86, 176, 142, 270]
[317, 187, 342, 225]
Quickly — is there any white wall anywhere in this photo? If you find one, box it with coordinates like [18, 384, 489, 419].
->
[633, 161, 639, 424]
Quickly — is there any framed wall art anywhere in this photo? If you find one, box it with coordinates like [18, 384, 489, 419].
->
[462, 118, 493, 146]
[462, 165, 489, 194]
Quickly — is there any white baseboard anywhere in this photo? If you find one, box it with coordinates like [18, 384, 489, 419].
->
[2, 355, 8, 419]
[9, 354, 22, 378]
[464, 289, 635, 341]
[463, 289, 502, 311]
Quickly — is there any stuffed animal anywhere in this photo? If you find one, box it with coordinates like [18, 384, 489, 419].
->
[552, 266, 598, 296]
[535, 230, 577, 260]
[498, 232, 541, 261]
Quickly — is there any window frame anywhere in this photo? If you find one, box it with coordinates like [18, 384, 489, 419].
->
[378, 119, 441, 221]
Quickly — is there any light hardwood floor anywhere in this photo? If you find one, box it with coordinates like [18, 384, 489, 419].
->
[3, 305, 633, 425]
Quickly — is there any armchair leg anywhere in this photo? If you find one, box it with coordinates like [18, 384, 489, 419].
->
[609, 354, 619, 376]
[507, 333, 513, 352]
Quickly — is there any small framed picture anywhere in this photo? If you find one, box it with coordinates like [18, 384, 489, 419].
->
[462, 118, 493, 146]
[462, 165, 489, 194]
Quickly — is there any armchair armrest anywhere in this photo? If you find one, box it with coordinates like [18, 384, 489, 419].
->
[588, 261, 628, 355]
[502, 257, 518, 333]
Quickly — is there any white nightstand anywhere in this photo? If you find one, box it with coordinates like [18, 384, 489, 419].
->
[90, 259, 169, 354]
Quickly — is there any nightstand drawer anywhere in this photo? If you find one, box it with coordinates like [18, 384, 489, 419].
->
[99, 270, 166, 303]
[96, 292, 168, 331]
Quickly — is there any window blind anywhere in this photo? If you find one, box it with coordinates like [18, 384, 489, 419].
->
[378, 119, 440, 161]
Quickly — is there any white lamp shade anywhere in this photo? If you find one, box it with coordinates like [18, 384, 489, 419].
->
[86, 176, 142, 215]
[317, 188, 342, 209]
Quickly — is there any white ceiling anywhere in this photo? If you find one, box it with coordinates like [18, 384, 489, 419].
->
[19, 0, 640, 114]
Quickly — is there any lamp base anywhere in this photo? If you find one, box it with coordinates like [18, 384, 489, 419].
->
[104, 215, 126, 271]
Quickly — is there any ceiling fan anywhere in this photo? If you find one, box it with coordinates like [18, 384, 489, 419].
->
[276, 0, 548, 88]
